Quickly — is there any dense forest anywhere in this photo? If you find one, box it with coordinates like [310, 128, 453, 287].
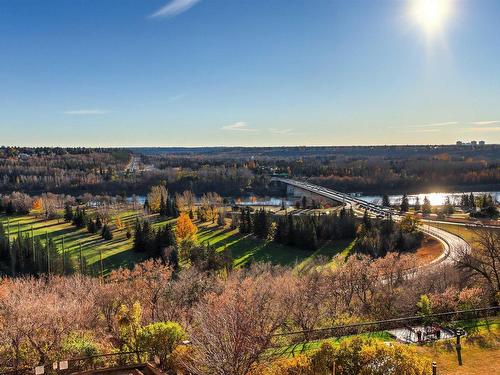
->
[1, 145, 499, 197]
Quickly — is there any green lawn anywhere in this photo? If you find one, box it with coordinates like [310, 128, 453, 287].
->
[0, 211, 161, 275]
[1, 213, 354, 274]
[197, 222, 355, 269]
[271, 331, 395, 358]
[426, 222, 500, 243]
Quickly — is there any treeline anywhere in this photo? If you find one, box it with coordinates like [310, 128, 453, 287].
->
[146, 147, 500, 194]
[239, 207, 356, 251]
[0, 149, 130, 194]
[356, 213, 423, 257]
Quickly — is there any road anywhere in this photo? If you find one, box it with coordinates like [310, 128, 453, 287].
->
[271, 177, 470, 265]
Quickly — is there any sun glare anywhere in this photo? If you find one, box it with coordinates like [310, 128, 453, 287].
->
[410, 0, 453, 36]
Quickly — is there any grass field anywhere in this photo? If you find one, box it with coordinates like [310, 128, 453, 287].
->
[0, 211, 152, 274]
[197, 221, 355, 269]
[427, 222, 500, 243]
[0, 213, 355, 274]
[276, 318, 499, 373]
[415, 320, 500, 375]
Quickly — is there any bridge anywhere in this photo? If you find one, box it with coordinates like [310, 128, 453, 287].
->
[271, 177, 391, 217]
[271, 177, 470, 265]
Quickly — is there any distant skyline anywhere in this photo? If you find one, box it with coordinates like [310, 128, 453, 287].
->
[1, 0, 500, 147]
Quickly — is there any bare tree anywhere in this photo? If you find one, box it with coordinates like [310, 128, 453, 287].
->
[183, 271, 290, 375]
[453, 228, 500, 299]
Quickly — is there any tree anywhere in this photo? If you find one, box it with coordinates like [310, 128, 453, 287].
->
[443, 196, 454, 216]
[399, 214, 420, 234]
[137, 322, 186, 370]
[101, 225, 113, 241]
[416, 294, 432, 324]
[147, 185, 168, 213]
[469, 192, 476, 212]
[400, 194, 409, 213]
[414, 196, 421, 211]
[382, 194, 390, 207]
[176, 213, 198, 243]
[362, 210, 372, 230]
[422, 196, 432, 215]
[453, 228, 500, 300]
[63, 203, 74, 222]
[87, 219, 97, 234]
[323, 339, 429, 375]
[95, 216, 103, 230]
[183, 273, 288, 375]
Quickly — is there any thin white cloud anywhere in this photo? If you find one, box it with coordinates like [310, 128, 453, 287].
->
[221, 122, 258, 132]
[388, 121, 458, 130]
[471, 120, 500, 126]
[63, 109, 111, 115]
[469, 127, 500, 132]
[409, 121, 458, 128]
[403, 128, 441, 133]
[151, 0, 201, 18]
[269, 128, 293, 135]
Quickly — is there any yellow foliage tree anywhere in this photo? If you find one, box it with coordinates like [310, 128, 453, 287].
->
[32, 198, 43, 211]
[175, 213, 198, 242]
[115, 216, 124, 230]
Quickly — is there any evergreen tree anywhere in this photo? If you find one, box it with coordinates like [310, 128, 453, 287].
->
[159, 195, 167, 217]
[101, 224, 113, 241]
[87, 219, 97, 234]
[5, 201, 15, 215]
[362, 209, 372, 230]
[443, 197, 454, 215]
[133, 221, 145, 252]
[72, 207, 89, 229]
[469, 193, 476, 211]
[414, 197, 421, 211]
[95, 216, 103, 230]
[422, 196, 432, 215]
[382, 194, 391, 207]
[460, 194, 469, 210]
[400, 194, 409, 213]
[63, 203, 74, 222]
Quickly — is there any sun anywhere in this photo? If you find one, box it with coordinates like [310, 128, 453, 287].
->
[410, 0, 453, 36]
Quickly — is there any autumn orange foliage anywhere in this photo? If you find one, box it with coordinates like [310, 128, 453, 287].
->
[175, 213, 198, 242]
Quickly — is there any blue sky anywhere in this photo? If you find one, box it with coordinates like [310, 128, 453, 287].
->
[1, 0, 499, 146]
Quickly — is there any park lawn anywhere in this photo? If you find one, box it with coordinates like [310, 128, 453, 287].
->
[0, 211, 165, 275]
[196, 222, 355, 269]
[415, 322, 500, 375]
[270, 331, 395, 358]
[1, 212, 353, 273]
[427, 222, 500, 244]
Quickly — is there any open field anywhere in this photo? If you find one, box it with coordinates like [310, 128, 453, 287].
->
[0, 211, 152, 275]
[196, 221, 355, 269]
[426, 222, 500, 243]
[1, 212, 357, 274]
[415, 320, 500, 375]
[277, 318, 500, 373]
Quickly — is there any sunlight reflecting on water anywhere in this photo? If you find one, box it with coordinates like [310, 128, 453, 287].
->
[361, 191, 499, 206]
